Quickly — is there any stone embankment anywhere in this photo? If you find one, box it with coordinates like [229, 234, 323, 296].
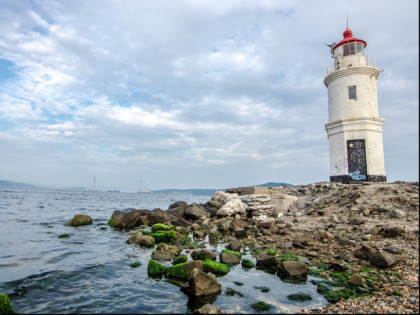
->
[109, 181, 419, 314]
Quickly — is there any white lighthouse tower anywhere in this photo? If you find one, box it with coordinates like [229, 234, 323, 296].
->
[324, 27, 386, 183]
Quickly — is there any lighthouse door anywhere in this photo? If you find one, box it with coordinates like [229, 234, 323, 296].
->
[347, 140, 367, 181]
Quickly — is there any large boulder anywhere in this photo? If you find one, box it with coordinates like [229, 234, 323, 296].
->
[109, 208, 149, 229]
[65, 214, 92, 227]
[185, 203, 208, 221]
[216, 199, 247, 217]
[147, 208, 172, 225]
[167, 201, 188, 219]
[181, 268, 222, 296]
[157, 243, 182, 257]
[278, 261, 308, 277]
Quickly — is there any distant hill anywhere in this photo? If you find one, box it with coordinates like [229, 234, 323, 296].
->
[0, 180, 46, 190]
[152, 182, 295, 196]
[256, 182, 295, 187]
[151, 189, 219, 196]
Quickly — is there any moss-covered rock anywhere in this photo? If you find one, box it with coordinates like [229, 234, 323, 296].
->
[129, 262, 141, 268]
[140, 230, 181, 244]
[317, 284, 330, 295]
[221, 249, 241, 259]
[287, 293, 312, 302]
[0, 294, 15, 314]
[251, 301, 271, 312]
[191, 249, 217, 261]
[325, 288, 357, 303]
[165, 261, 204, 280]
[147, 259, 166, 276]
[58, 233, 71, 238]
[203, 259, 229, 275]
[151, 223, 171, 232]
[241, 258, 255, 269]
[172, 255, 188, 265]
[107, 217, 115, 226]
[65, 214, 93, 227]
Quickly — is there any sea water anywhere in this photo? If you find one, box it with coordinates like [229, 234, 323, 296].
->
[0, 189, 328, 313]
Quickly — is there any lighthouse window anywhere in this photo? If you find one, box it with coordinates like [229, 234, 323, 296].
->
[343, 43, 364, 56]
[348, 86, 357, 100]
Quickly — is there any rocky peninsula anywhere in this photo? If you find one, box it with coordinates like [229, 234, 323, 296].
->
[105, 181, 419, 314]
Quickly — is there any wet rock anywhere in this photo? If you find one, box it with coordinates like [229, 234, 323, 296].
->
[370, 250, 397, 268]
[109, 208, 149, 229]
[147, 208, 171, 225]
[234, 228, 247, 239]
[228, 239, 242, 252]
[137, 235, 156, 248]
[181, 268, 222, 296]
[191, 249, 217, 261]
[157, 243, 182, 257]
[185, 203, 208, 221]
[387, 245, 402, 254]
[220, 252, 240, 265]
[65, 214, 93, 227]
[165, 261, 204, 280]
[354, 245, 376, 260]
[151, 250, 175, 261]
[194, 303, 223, 314]
[278, 261, 308, 277]
[167, 201, 188, 219]
[255, 252, 279, 269]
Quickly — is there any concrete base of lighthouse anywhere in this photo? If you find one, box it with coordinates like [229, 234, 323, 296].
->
[325, 117, 387, 184]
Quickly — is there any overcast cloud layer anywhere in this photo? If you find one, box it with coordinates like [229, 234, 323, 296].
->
[0, 0, 418, 191]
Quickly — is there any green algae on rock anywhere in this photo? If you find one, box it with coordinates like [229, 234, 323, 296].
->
[172, 255, 188, 265]
[0, 294, 15, 314]
[203, 259, 229, 275]
[221, 249, 241, 259]
[151, 223, 171, 232]
[147, 259, 166, 276]
[65, 214, 93, 227]
[287, 293, 312, 302]
[140, 230, 181, 244]
[129, 262, 141, 268]
[251, 301, 271, 312]
[241, 258, 255, 269]
[58, 234, 71, 238]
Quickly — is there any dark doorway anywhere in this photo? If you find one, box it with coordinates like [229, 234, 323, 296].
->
[347, 140, 367, 181]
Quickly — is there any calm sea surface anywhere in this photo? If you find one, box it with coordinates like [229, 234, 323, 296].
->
[0, 189, 328, 314]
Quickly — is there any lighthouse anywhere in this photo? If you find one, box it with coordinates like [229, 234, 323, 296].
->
[324, 28, 386, 183]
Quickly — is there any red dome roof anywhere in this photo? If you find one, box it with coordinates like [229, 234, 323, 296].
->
[333, 29, 367, 52]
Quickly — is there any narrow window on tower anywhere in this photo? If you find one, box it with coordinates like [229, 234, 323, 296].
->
[348, 86, 357, 100]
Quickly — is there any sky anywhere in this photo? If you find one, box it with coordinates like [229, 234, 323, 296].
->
[0, 0, 418, 191]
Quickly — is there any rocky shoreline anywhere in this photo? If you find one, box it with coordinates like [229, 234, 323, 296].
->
[91, 181, 420, 313]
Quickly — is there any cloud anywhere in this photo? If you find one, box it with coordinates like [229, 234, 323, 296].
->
[0, 0, 418, 189]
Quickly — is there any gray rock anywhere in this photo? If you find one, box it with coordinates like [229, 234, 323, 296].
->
[278, 261, 308, 277]
[220, 252, 240, 265]
[147, 208, 171, 225]
[370, 250, 397, 268]
[109, 208, 150, 229]
[185, 204, 208, 221]
[228, 239, 242, 252]
[137, 235, 156, 248]
[194, 304, 223, 314]
[151, 250, 175, 261]
[167, 201, 188, 219]
[181, 268, 222, 296]
[255, 252, 279, 269]
[349, 214, 365, 225]
[391, 209, 405, 218]
[354, 245, 376, 260]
